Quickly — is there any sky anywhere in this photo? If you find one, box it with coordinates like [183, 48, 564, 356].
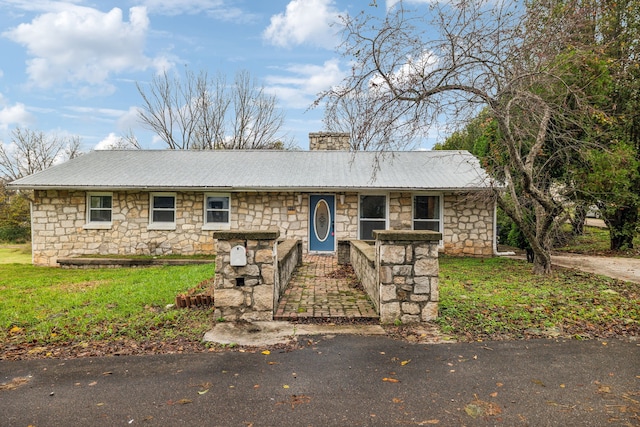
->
[0, 0, 433, 152]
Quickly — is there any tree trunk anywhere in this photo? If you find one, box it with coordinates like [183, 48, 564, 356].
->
[531, 248, 552, 275]
[605, 205, 638, 250]
[571, 204, 587, 236]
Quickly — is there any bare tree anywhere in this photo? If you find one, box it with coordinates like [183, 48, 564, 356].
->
[137, 68, 288, 150]
[0, 128, 82, 181]
[321, 0, 605, 274]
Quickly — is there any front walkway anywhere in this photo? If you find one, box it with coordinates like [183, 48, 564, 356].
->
[274, 254, 378, 321]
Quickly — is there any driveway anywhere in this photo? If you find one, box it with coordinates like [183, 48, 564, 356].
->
[1, 335, 639, 426]
[551, 254, 640, 284]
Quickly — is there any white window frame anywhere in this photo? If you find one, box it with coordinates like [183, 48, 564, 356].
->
[203, 193, 231, 230]
[358, 193, 389, 240]
[83, 192, 113, 230]
[148, 192, 176, 230]
[412, 193, 444, 245]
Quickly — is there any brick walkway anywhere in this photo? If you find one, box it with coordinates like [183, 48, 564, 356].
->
[274, 254, 379, 321]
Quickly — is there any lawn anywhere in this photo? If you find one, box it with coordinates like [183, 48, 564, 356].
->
[554, 225, 640, 257]
[0, 243, 32, 264]
[437, 256, 639, 341]
[0, 260, 215, 358]
[1, 241, 639, 359]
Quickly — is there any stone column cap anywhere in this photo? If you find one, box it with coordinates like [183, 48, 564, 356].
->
[373, 230, 442, 241]
[213, 228, 280, 240]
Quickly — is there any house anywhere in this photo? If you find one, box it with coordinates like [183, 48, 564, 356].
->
[9, 132, 496, 266]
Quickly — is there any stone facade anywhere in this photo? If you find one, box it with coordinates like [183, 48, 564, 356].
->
[442, 193, 494, 256]
[30, 188, 493, 266]
[30, 190, 215, 266]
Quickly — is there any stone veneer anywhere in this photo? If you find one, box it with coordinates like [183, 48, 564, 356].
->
[30, 190, 215, 266]
[30, 189, 493, 266]
[212, 229, 279, 321]
[308, 132, 351, 151]
[375, 230, 441, 323]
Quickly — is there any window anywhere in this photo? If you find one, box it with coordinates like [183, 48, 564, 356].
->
[149, 193, 176, 229]
[84, 192, 112, 229]
[413, 195, 441, 232]
[359, 194, 387, 240]
[203, 193, 230, 230]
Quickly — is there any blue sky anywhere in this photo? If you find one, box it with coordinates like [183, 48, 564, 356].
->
[0, 0, 432, 151]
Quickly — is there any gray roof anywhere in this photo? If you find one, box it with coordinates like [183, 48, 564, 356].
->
[8, 150, 491, 192]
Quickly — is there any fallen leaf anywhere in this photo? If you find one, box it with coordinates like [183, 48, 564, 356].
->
[253, 384, 260, 389]
[102, 372, 113, 376]
[392, 397, 403, 403]
[283, 385, 290, 389]
[598, 385, 611, 393]
[88, 381, 97, 387]
[490, 392, 498, 398]
[383, 378, 400, 383]
[531, 379, 545, 387]
[261, 350, 271, 355]
[267, 362, 279, 365]
[177, 399, 192, 405]
[9, 326, 22, 334]
[400, 360, 411, 366]
[96, 403, 104, 407]
[465, 399, 502, 418]
[496, 382, 504, 387]
[560, 384, 566, 388]
[198, 390, 208, 395]
[419, 420, 440, 425]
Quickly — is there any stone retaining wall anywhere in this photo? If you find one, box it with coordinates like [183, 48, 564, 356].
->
[349, 240, 379, 312]
[276, 239, 303, 307]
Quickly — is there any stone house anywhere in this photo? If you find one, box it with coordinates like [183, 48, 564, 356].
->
[9, 133, 496, 266]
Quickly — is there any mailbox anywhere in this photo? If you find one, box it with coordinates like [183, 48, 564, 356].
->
[230, 245, 247, 267]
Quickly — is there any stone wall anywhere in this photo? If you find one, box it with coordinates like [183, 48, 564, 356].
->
[349, 240, 379, 312]
[375, 230, 441, 324]
[213, 229, 279, 321]
[276, 239, 302, 306]
[443, 193, 494, 256]
[30, 190, 215, 266]
[30, 189, 493, 266]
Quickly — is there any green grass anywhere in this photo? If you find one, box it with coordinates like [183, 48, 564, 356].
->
[555, 225, 640, 257]
[437, 256, 639, 341]
[0, 263, 215, 346]
[0, 243, 32, 264]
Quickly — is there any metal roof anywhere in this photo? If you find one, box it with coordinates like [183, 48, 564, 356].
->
[8, 149, 492, 191]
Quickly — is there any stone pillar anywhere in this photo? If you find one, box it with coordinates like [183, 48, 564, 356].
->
[308, 132, 351, 151]
[213, 229, 279, 321]
[375, 230, 441, 324]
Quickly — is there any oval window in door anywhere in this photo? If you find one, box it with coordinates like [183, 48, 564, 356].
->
[314, 199, 330, 242]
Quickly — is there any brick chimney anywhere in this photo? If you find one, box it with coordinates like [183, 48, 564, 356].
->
[308, 132, 351, 151]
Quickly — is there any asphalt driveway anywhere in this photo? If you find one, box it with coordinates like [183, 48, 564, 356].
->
[1, 335, 638, 426]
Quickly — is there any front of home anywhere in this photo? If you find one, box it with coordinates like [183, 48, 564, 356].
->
[9, 133, 496, 266]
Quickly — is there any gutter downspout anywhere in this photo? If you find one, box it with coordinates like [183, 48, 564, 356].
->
[493, 200, 515, 256]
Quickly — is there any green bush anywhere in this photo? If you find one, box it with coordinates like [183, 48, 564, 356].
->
[0, 225, 30, 243]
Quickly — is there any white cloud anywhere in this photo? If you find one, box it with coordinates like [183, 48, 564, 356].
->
[139, 0, 251, 21]
[386, 0, 435, 9]
[116, 106, 142, 131]
[3, 6, 172, 92]
[0, 100, 35, 130]
[94, 132, 121, 150]
[263, 0, 343, 49]
[264, 59, 345, 108]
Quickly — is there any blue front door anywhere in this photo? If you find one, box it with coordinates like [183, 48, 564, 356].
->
[309, 195, 335, 252]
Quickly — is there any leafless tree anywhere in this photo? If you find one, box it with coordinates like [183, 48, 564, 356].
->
[137, 68, 289, 150]
[321, 0, 604, 274]
[0, 128, 82, 182]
